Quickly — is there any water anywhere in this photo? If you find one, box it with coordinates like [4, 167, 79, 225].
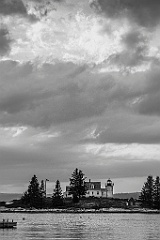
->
[0, 213, 160, 240]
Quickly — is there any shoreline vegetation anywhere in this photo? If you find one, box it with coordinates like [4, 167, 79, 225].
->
[1, 174, 160, 212]
[1, 208, 160, 214]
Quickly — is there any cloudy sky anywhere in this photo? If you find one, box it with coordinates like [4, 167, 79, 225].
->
[0, 0, 160, 194]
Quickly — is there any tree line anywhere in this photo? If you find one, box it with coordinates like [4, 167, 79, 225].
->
[139, 175, 160, 209]
[21, 175, 64, 208]
[21, 168, 86, 209]
[21, 171, 160, 210]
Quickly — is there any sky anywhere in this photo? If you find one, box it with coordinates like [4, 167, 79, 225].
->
[0, 0, 160, 194]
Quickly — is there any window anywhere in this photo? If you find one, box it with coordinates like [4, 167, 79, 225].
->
[91, 184, 94, 189]
[97, 191, 99, 195]
[92, 191, 94, 195]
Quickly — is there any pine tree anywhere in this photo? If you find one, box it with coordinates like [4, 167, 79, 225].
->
[139, 183, 148, 207]
[21, 175, 44, 208]
[153, 176, 160, 209]
[52, 180, 63, 207]
[40, 180, 45, 198]
[139, 175, 154, 208]
[69, 168, 86, 203]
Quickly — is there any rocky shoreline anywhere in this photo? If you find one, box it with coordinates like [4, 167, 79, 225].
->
[0, 208, 160, 214]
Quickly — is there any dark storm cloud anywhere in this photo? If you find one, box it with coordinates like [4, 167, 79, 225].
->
[97, 123, 160, 144]
[138, 93, 160, 116]
[0, 0, 27, 15]
[107, 30, 149, 68]
[0, 61, 111, 127]
[0, 60, 160, 145]
[122, 30, 145, 48]
[82, 109, 160, 145]
[29, 0, 64, 2]
[81, 67, 160, 145]
[0, 60, 33, 79]
[0, 28, 12, 56]
[0, 84, 108, 127]
[0, 91, 53, 114]
[90, 0, 160, 28]
[108, 45, 147, 68]
[136, 67, 160, 116]
[0, 0, 38, 22]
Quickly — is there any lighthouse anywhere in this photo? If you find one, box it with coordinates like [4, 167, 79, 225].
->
[105, 179, 114, 198]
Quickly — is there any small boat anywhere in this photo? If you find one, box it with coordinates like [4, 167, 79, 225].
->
[0, 220, 17, 228]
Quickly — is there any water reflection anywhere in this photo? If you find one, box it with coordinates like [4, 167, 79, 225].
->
[52, 217, 87, 239]
[24, 226, 47, 239]
[22, 217, 87, 239]
[1, 213, 160, 240]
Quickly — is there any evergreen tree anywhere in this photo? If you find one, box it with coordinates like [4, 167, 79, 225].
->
[139, 183, 148, 207]
[52, 180, 63, 207]
[153, 176, 160, 209]
[21, 175, 44, 208]
[21, 191, 30, 206]
[69, 168, 86, 203]
[40, 180, 45, 198]
[139, 175, 154, 208]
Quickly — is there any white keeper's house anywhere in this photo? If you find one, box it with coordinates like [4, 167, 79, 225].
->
[64, 178, 114, 198]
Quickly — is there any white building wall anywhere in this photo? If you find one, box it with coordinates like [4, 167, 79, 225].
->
[106, 186, 113, 198]
[86, 190, 102, 198]
[64, 179, 114, 198]
[86, 190, 108, 198]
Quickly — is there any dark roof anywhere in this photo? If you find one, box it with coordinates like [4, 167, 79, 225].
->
[85, 182, 101, 190]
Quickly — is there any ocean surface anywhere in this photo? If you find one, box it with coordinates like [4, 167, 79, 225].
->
[0, 212, 160, 240]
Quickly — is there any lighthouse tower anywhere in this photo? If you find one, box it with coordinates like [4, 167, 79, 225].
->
[105, 179, 114, 198]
